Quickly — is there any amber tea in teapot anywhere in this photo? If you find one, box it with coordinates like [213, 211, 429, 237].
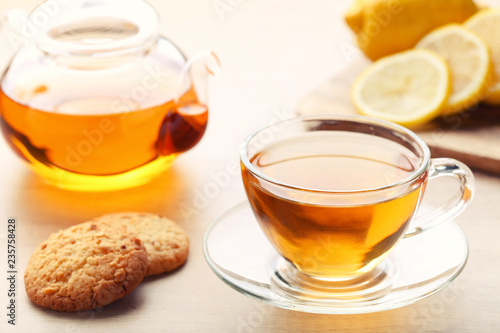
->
[0, 0, 219, 191]
[0, 86, 207, 189]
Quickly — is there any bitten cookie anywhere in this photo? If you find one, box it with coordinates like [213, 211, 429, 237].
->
[95, 213, 189, 276]
[24, 221, 147, 312]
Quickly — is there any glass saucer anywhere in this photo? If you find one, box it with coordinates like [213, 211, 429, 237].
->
[203, 201, 469, 314]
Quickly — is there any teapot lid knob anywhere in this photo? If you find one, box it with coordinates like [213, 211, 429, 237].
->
[28, 0, 159, 55]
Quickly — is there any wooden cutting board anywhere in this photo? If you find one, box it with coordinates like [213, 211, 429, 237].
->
[298, 58, 500, 175]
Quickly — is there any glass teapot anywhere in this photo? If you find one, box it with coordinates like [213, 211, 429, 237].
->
[0, 0, 220, 191]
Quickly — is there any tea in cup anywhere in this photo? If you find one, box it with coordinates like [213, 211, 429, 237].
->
[240, 115, 474, 286]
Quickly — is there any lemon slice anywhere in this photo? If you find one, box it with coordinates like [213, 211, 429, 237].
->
[464, 8, 500, 105]
[351, 49, 450, 127]
[416, 24, 493, 114]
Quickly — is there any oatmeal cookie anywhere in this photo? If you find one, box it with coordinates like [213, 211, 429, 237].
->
[95, 213, 189, 276]
[24, 221, 147, 312]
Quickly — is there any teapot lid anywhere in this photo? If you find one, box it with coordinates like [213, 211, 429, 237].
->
[29, 0, 159, 55]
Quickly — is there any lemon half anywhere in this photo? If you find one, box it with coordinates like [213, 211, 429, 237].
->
[345, 0, 478, 60]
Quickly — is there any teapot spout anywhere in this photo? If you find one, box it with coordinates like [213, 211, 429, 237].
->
[157, 51, 220, 156]
[177, 50, 221, 106]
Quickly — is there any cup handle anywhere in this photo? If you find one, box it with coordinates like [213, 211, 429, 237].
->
[404, 158, 475, 238]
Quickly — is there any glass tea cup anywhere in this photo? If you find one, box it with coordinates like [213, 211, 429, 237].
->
[240, 114, 474, 296]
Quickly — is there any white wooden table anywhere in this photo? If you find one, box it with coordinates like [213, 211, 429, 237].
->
[1, 1, 499, 332]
